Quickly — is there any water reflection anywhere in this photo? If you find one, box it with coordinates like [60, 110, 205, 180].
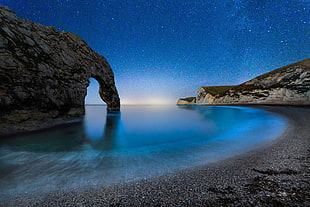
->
[177, 105, 244, 132]
[0, 105, 283, 155]
[0, 105, 286, 198]
[0, 123, 84, 152]
[90, 113, 121, 151]
[0, 108, 122, 153]
[83, 105, 106, 141]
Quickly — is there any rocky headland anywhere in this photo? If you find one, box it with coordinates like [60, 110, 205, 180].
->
[0, 6, 120, 136]
[177, 58, 310, 105]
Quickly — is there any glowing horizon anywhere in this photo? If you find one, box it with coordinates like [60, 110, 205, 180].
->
[8, 1, 308, 105]
[85, 78, 177, 105]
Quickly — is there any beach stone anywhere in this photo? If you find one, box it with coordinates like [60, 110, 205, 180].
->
[0, 6, 120, 120]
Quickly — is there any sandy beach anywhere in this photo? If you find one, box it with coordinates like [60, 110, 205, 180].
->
[1, 105, 309, 206]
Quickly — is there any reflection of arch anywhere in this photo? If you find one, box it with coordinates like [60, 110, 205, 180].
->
[92, 112, 121, 151]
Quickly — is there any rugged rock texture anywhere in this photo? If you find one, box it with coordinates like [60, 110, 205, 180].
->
[178, 59, 310, 105]
[176, 97, 196, 105]
[0, 5, 120, 122]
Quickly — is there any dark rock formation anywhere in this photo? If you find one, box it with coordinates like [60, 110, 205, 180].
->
[0, 5, 120, 120]
[178, 58, 310, 105]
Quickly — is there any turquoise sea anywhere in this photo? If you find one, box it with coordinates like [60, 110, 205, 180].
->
[0, 105, 286, 198]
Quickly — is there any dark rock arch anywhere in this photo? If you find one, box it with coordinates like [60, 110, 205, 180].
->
[0, 6, 120, 120]
[89, 74, 120, 112]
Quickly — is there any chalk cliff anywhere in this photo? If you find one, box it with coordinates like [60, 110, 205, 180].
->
[178, 59, 310, 105]
[0, 6, 120, 134]
[176, 97, 196, 105]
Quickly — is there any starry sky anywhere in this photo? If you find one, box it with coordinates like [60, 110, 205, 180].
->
[1, 0, 309, 104]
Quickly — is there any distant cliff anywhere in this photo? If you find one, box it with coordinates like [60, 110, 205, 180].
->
[178, 59, 310, 105]
[0, 6, 120, 135]
[177, 97, 196, 105]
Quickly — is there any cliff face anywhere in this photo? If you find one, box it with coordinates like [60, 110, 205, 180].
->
[176, 97, 196, 105]
[178, 59, 310, 105]
[0, 6, 120, 120]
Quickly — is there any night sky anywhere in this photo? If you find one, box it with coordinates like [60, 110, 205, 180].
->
[1, 0, 309, 104]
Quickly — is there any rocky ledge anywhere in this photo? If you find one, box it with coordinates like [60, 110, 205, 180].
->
[178, 58, 310, 105]
[0, 6, 120, 135]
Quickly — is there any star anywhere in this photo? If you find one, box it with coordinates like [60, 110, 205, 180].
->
[2, 0, 308, 104]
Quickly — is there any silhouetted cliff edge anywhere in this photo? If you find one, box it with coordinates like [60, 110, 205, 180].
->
[0, 6, 120, 135]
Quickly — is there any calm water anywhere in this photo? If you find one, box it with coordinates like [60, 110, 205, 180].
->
[0, 105, 286, 197]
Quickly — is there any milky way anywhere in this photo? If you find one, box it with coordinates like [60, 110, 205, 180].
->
[1, 0, 309, 104]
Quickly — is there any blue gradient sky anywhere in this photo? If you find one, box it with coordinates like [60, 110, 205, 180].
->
[1, 0, 309, 104]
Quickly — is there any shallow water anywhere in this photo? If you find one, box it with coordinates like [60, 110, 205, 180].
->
[0, 105, 286, 197]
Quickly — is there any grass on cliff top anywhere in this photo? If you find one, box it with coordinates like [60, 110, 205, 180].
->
[201, 86, 235, 96]
[180, 97, 196, 102]
[198, 58, 310, 97]
[247, 58, 310, 81]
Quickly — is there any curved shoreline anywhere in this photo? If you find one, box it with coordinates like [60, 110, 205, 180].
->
[1, 106, 309, 206]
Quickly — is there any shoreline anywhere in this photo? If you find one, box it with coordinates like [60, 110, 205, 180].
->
[0, 117, 83, 139]
[1, 105, 309, 206]
[1, 104, 308, 139]
[177, 102, 310, 107]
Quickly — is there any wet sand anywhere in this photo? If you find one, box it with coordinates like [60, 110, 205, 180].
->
[1, 106, 309, 206]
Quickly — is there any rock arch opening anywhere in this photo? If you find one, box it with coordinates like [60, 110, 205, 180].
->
[85, 78, 105, 106]
[84, 76, 120, 112]
[0, 5, 120, 125]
